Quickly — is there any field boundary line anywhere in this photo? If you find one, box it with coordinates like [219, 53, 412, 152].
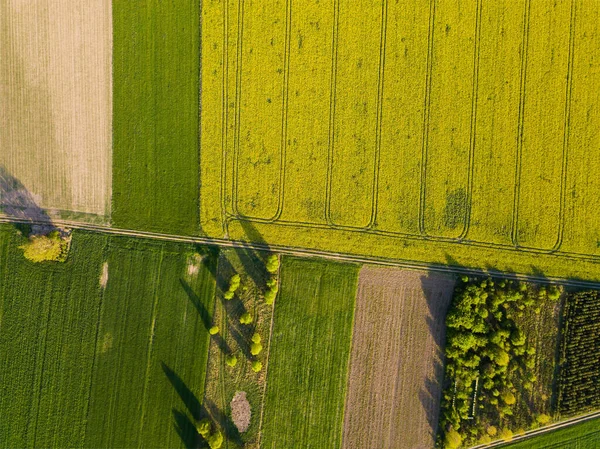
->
[367, 0, 388, 230]
[230, 0, 291, 223]
[460, 0, 483, 241]
[324, 0, 340, 226]
[418, 0, 437, 236]
[231, 0, 245, 217]
[219, 0, 230, 235]
[512, 0, 577, 252]
[256, 254, 282, 448]
[4, 216, 600, 289]
[31, 280, 59, 448]
[82, 237, 110, 443]
[470, 409, 600, 448]
[136, 248, 164, 447]
[511, 0, 531, 247]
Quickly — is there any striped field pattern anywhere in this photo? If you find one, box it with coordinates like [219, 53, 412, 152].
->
[200, 0, 600, 281]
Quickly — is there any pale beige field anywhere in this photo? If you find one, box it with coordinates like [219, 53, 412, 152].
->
[342, 267, 455, 449]
[0, 0, 112, 220]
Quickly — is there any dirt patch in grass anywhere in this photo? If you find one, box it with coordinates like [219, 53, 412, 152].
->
[99, 262, 108, 289]
[230, 391, 251, 434]
[342, 267, 455, 449]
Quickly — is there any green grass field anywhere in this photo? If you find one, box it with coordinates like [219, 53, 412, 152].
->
[260, 257, 358, 449]
[112, 0, 201, 235]
[502, 417, 600, 448]
[199, 0, 600, 281]
[0, 225, 216, 448]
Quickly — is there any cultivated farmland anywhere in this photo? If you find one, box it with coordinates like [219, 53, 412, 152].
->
[557, 291, 600, 417]
[112, 0, 201, 235]
[342, 267, 455, 449]
[0, 1, 112, 221]
[0, 225, 216, 448]
[260, 257, 359, 449]
[200, 0, 600, 281]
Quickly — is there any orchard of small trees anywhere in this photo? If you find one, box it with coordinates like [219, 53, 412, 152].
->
[438, 277, 562, 448]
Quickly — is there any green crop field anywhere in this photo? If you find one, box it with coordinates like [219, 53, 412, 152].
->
[502, 417, 600, 448]
[0, 225, 216, 448]
[199, 0, 600, 281]
[112, 0, 201, 235]
[260, 257, 359, 449]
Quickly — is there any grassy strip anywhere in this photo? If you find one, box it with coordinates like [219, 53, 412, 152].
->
[112, 0, 200, 235]
[502, 416, 600, 448]
[260, 257, 359, 449]
[202, 248, 277, 448]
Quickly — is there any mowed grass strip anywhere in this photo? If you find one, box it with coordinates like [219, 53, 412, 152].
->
[0, 229, 107, 448]
[342, 267, 455, 449]
[112, 0, 200, 235]
[502, 417, 600, 448]
[84, 237, 216, 448]
[261, 257, 359, 449]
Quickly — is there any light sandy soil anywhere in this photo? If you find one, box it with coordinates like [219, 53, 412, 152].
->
[0, 0, 112, 219]
[342, 267, 456, 449]
[99, 261, 108, 289]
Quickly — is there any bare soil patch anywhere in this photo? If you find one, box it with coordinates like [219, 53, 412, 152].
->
[99, 262, 108, 289]
[342, 267, 455, 449]
[0, 0, 112, 219]
[231, 391, 251, 434]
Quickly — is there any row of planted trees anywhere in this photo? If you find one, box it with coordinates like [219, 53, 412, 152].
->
[198, 253, 281, 448]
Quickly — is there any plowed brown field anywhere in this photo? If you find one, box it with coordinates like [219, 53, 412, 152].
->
[342, 267, 455, 449]
[0, 0, 111, 220]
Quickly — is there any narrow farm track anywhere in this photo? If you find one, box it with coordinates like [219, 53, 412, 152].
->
[2, 216, 600, 290]
[471, 409, 600, 448]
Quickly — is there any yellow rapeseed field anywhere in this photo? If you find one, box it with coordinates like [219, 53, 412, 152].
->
[201, 0, 600, 280]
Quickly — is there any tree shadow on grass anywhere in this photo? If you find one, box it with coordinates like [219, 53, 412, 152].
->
[172, 408, 207, 449]
[195, 244, 220, 281]
[162, 362, 202, 421]
[203, 398, 242, 445]
[180, 278, 212, 332]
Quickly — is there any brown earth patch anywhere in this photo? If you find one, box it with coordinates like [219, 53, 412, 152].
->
[231, 391, 251, 434]
[342, 267, 455, 449]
